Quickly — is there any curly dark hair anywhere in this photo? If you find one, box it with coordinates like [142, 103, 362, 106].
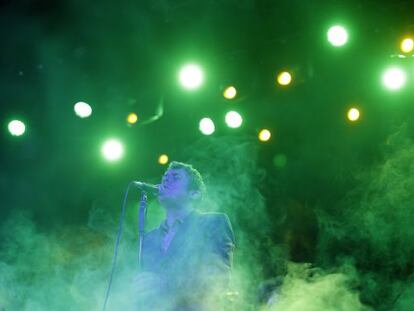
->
[167, 161, 206, 200]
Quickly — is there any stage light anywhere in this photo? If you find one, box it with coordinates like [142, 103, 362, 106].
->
[347, 108, 360, 122]
[101, 139, 124, 162]
[382, 67, 406, 91]
[258, 129, 271, 142]
[273, 154, 287, 168]
[127, 113, 138, 124]
[225, 111, 243, 128]
[223, 86, 237, 99]
[179, 64, 204, 90]
[199, 118, 215, 135]
[74, 101, 92, 118]
[327, 25, 348, 47]
[8, 120, 25, 136]
[400, 38, 414, 53]
[277, 72, 292, 86]
[158, 154, 169, 165]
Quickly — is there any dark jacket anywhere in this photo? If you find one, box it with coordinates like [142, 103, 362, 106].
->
[140, 210, 235, 310]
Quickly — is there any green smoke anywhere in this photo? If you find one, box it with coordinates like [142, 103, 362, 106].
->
[316, 125, 414, 309]
[2, 129, 414, 310]
[265, 263, 370, 311]
[182, 136, 286, 308]
[0, 208, 141, 310]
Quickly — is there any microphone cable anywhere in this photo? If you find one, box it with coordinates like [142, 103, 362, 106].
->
[102, 181, 134, 311]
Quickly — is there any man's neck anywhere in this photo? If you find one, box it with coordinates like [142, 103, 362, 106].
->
[165, 204, 194, 227]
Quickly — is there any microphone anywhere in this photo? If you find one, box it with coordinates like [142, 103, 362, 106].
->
[133, 181, 159, 196]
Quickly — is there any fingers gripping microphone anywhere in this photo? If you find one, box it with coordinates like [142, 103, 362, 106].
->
[133, 181, 159, 196]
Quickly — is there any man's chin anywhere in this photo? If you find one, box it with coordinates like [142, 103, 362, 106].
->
[158, 196, 184, 207]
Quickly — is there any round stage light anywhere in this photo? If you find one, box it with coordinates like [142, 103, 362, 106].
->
[400, 38, 414, 53]
[74, 101, 92, 118]
[223, 86, 237, 99]
[158, 154, 169, 165]
[327, 25, 349, 47]
[382, 67, 406, 91]
[225, 111, 243, 128]
[8, 120, 26, 136]
[277, 72, 292, 86]
[258, 129, 271, 142]
[199, 118, 215, 135]
[179, 64, 204, 90]
[101, 139, 124, 162]
[127, 113, 138, 124]
[347, 108, 360, 122]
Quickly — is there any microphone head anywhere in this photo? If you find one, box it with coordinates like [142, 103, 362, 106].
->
[133, 181, 159, 196]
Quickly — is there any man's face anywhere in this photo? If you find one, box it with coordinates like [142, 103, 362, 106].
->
[158, 168, 192, 204]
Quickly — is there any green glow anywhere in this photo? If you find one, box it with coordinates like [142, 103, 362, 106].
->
[225, 111, 243, 128]
[8, 120, 26, 136]
[101, 139, 124, 161]
[199, 117, 215, 135]
[178, 64, 204, 90]
[74, 101, 92, 118]
[327, 25, 348, 47]
[382, 67, 406, 91]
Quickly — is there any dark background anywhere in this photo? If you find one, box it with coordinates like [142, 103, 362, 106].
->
[2, 1, 414, 309]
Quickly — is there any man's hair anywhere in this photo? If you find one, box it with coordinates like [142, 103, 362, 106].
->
[167, 161, 206, 199]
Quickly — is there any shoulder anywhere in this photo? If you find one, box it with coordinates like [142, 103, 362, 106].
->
[193, 212, 235, 243]
[194, 211, 232, 228]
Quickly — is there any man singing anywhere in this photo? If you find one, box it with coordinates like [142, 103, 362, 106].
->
[133, 161, 235, 310]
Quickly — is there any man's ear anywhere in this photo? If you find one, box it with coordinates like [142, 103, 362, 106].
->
[190, 190, 202, 201]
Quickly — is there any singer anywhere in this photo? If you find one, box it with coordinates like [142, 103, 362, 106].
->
[132, 161, 235, 310]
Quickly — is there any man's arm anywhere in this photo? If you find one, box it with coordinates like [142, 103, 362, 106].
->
[191, 212, 235, 294]
[206, 213, 235, 271]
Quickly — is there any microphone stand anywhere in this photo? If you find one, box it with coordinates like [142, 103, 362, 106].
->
[138, 191, 148, 269]
[102, 182, 151, 311]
